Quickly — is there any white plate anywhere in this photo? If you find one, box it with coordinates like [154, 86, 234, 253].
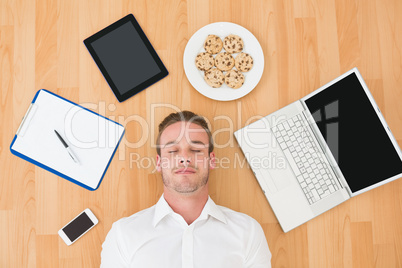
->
[183, 22, 264, 101]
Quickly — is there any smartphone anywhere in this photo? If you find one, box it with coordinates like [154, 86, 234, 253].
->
[58, 208, 98, 245]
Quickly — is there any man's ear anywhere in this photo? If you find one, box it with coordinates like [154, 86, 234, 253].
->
[209, 152, 216, 169]
[156, 155, 162, 172]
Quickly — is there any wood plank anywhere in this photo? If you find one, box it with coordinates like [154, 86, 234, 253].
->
[351, 222, 374, 267]
[36, 235, 59, 268]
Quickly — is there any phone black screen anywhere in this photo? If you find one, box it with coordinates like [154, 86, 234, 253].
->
[63, 212, 94, 242]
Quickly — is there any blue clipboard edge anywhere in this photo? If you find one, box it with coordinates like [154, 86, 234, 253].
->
[9, 89, 126, 191]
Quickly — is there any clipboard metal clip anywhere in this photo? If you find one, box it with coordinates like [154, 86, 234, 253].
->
[16, 103, 38, 137]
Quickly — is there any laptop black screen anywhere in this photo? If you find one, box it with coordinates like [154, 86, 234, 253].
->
[305, 72, 402, 193]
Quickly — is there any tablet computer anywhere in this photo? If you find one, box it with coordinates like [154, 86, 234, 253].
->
[84, 14, 168, 102]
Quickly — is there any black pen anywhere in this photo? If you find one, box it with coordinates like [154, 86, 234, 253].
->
[54, 130, 80, 164]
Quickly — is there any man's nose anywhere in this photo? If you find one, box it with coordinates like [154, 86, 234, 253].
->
[179, 155, 191, 164]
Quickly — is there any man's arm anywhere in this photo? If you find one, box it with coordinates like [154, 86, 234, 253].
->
[100, 221, 128, 268]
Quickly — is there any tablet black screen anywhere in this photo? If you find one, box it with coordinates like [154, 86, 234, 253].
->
[84, 14, 168, 102]
[91, 21, 161, 95]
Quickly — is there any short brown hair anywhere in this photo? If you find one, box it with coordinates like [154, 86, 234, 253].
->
[156, 111, 214, 155]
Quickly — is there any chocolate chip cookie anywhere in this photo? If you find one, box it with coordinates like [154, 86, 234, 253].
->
[214, 52, 235, 71]
[235, 52, 253, 72]
[223, 34, 244, 53]
[204, 68, 225, 88]
[195, 52, 215, 71]
[225, 69, 245, 89]
[204, 35, 223, 54]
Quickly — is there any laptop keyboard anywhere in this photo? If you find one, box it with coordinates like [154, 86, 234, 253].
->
[271, 114, 339, 205]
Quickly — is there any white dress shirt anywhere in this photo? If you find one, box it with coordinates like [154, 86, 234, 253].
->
[101, 195, 271, 268]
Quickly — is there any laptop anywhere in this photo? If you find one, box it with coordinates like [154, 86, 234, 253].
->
[234, 68, 402, 232]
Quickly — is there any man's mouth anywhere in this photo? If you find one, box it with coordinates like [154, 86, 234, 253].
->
[174, 167, 196, 174]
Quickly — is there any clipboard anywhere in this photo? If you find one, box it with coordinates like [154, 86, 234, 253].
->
[10, 89, 125, 191]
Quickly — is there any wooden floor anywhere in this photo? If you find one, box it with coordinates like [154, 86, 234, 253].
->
[1, 0, 402, 267]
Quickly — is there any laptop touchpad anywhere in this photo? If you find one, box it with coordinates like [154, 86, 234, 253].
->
[239, 120, 294, 192]
[258, 165, 292, 192]
[248, 133, 293, 192]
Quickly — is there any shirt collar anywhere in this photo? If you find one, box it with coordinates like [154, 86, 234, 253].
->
[152, 194, 227, 227]
[201, 196, 227, 224]
[152, 194, 174, 227]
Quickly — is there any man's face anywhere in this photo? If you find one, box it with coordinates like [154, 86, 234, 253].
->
[156, 121, 215, 195]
